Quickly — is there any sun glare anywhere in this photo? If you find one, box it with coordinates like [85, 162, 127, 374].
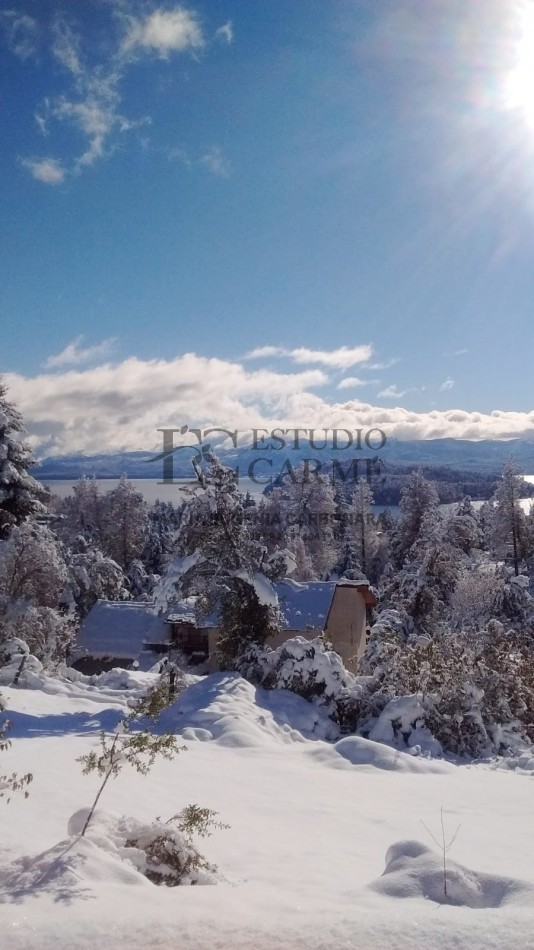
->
[504, 2, 534, 125]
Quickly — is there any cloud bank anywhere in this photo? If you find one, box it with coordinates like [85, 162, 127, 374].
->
[4, 351, 534, 457]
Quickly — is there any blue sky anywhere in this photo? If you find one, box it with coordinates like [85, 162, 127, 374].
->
[1, 0, 534, 455]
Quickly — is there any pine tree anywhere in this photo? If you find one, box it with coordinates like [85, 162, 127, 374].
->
[102, 476, 149, 569]
[159, 456, 282, 667]
[276, 469, 337, 579]
[142, 500, 182, 574]
[0, 381, 47, 539]
[56, 477, 106, 549]
[0, 522, 73, 662]
[64, 536, 130, 617]
[444, 496, 483, 555]
[490, 460, 529, 576]
[391, 471, 440, 568]
[346, 478, 379, 577]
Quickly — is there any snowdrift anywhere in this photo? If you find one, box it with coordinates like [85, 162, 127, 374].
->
[370, 839, 534, 908]
[0, 808, 217, 903]
[154, 672, 339, 746]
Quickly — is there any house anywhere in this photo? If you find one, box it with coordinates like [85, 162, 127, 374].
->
[71, 578, 376, 675]
[167, 577, 376, 673]
[70, 600, 172, 674]
[205, 578, 376, 673]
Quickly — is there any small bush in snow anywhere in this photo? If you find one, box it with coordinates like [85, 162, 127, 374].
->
[67, 807, 227, 886]
[0, 690, 33, 802]
[125, 815, 218, 886]
[77, 678, 187, 836]
[126, 805, 229, 886]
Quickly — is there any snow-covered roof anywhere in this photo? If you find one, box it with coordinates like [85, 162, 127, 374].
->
[72, 600, 170, 663]
[166, 596, 197, 624]
[336, 574, 371, 587]
[275, 580, 337, 631]
[164, 578, 374, 632]
[73, 576, 374, 666]
[164, 580, 338, 631]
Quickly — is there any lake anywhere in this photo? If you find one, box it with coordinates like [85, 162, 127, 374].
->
[42, 477, 266, 504]
[42, 475, 534, 515]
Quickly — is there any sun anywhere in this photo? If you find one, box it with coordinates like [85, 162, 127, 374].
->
[504, 2, 534, 125]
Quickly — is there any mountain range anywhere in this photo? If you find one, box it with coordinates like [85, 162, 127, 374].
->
[30, 437, 534, 481]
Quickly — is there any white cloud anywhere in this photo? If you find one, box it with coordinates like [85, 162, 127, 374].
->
[337, 377, 369, 389]
[290, 345, 373, 368]
[5, 354, 328, 456]
[20, 14, 133, 180]
[167, 146, 192, 167]
[44, 336, 116, 369]
[21, 158, 65, 185]
[0, 10, 38, 60]
[244, 344, 373, 368]
[52, 94, 141, 169]
[200, 146, 230, 177]
[440, 376, 455, 391]
[245, 346, 285, 359]
[17, 5, 222, 183]
[122, 7, 204, 58]
[5, 353, 534, 458]
[51, 14, 82, 76]
[367, 358, 398, 370]
[215, 21, 233, 44]
[378, 384, 407, 399]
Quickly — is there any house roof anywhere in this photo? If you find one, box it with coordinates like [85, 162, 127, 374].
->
[72, 600, 170, 667]
[73, 577, 375, 668]
[275, 579, 337, 630]
[166, 579, 345, 632]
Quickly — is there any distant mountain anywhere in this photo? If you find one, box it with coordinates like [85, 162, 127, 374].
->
[31, 437, 534, 481]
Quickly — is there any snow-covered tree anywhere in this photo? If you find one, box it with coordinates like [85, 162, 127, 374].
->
[0, 523, 73, 663]
[158, 456, 283, 666]
[255, 488, 289, 554]
[345, 478, 380, 576]
[391, 472, 440, 568]
[56, 477, 107, 549]
[490, 460, 530, 576]
[102, 476, 149, 569]
[491, 569, 533, 630]
[141, 500, 182, 574]
[269, 469, 337, 580]
[0, 522, 67, 608]
[449, 563, 499, 633]
[126, 559, 156, 600]
[64, 537, 130, 617]
[0, 380, 47, 538]
[444, 496, 483, 555]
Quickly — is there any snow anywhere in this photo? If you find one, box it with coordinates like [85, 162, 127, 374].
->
[155, 672, 339, 745]
[370, 839, 534, 908]
[367, 694, 444, 757]
[275, 579, 336, 630]
[72, 600, 170, 666]
[233, 570, 278, 607]
[330, 735, 452, 773]
[509, 573, 530, 588]
[1, 671, 534, 949]
[163, 578, 352, 633]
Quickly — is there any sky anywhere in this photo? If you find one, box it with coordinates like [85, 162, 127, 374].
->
[1, 0, 534, 456]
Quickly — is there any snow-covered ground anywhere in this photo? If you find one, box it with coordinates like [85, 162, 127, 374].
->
[1, 671, 534, 950]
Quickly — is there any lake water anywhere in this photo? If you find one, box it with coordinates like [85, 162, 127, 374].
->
[42, 475, 534, 515]
[42, 477, 266, 504]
